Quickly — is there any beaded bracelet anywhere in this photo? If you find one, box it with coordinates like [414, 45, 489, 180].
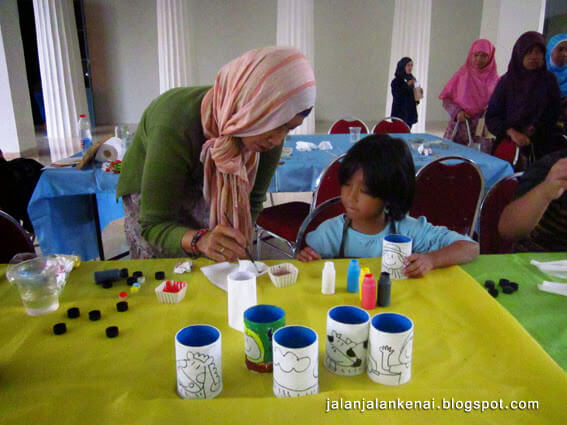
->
[190, 229, 209, 257]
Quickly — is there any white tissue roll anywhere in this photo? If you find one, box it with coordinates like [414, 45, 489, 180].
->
[227, 271, 257, 332]
[95, 137, 124, 162]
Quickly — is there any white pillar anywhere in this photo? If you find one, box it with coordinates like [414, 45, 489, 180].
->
[385, 0, 431, 133]
[480, 0, 546, 77]
[277, 0, 315, 134]
[33, 0, 88, 160]
[0, 0, 35, 157]
[157, 0, 193, 93]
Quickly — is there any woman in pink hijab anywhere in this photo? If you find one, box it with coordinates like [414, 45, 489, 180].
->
[439, 39, 499, 153]
[117, 46, 316, 260]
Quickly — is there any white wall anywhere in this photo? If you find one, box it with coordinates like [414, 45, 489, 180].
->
[427, 0, 483, 123]
[314, 0, 394, 124]
[85, 0, 277, 125]
[189, 0, 277, 86]
[480, 0, 546, 77]
[85, 0, 160, 125]
[0, 0, 35, 155]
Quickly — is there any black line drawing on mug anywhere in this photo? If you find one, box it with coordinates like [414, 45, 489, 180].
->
[382, 243, 406, 279]
[177, 351, 221, 399]
[273, 347, 311, 373]
[368, 333, 413, 385]
[325, 330, 367, 373]
[273, 379, 318, 397]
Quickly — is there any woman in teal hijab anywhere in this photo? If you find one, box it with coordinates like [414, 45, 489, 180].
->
[547, 34, 567, 98]
[547, 34, 567, 136]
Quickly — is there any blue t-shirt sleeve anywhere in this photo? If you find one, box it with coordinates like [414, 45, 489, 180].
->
[305, 216, 344, 258]
[401, 216, 473, 253]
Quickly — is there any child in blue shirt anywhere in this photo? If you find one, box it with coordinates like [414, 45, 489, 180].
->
[296, 135, 479, 277]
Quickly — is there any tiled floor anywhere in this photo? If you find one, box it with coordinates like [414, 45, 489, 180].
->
[30, 120, 448, 261]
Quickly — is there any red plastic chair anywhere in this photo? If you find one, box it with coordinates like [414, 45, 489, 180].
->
[0, 210, 35, 263]
[256, 155, 345, 258]
[296, 197, 346, 251]
[478, 172, 522, 254]
[371, 117, 411, 134]
[409, 156, 484, 237]
[328, 118, 369, 134]
[493, 137, 520, 167]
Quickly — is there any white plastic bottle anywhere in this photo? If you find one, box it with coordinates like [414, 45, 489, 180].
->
[321, 261, 336, 295]
[78, 114, 92, 152]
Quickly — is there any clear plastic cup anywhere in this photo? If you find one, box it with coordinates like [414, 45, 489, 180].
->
[349, 126, 362, 143]
[6, 255, 72, 316]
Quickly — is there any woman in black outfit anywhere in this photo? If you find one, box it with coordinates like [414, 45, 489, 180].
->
[486, 31, 562, 162]
[391, 57, 419, 129]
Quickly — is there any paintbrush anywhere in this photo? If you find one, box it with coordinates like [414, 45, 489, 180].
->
[223, 212, 260, 274]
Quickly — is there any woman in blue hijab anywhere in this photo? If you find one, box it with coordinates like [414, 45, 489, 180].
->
[547, 34, 567, 136]
[547, 34, 567, 98]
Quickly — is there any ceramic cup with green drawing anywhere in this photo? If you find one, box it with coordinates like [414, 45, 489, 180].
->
[243, 304, 285, 373]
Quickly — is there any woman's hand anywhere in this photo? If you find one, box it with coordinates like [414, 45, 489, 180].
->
[407, 79, 416, 86]
[456, 111, 470, 122]
[403, 253, 434, 278]
[506, 128, 530, 147]
[195, 225, 248, 262]
[296, 246, 321, 262]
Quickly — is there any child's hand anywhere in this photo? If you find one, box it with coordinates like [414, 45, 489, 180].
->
[403, 253, 434, 278]
[296, 246, 321, 262]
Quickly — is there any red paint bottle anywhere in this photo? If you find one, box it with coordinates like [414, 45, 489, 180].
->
[361, 273, 377, 310]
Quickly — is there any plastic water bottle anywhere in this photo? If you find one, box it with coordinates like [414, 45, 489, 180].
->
[78, 114, 92, 152]
[321, 261, 336, 295]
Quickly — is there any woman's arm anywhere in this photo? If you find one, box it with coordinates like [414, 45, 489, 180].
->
[485, 79, 509, 139]
[391, 78, 413, 97]
[442, 99, 462, 121]
[499, 157, 567, 239]
[139, 125, 247, 260]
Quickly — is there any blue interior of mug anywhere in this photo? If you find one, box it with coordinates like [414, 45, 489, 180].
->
[274, 326, 316, 348]
[372, 313, 412, 333]
[329, 305, 369, 324]
[245, 304, 285, 323]
[384, 234, 411, 243]
[177, 325, 220, 347]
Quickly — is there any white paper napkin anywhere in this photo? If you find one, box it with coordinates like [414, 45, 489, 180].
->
[296, 141, 318, 152]
[531, 259, 567, 280]
[200, 260, 268, 292]
[537, 281, 567, 296]
[318, 141, 333, 150]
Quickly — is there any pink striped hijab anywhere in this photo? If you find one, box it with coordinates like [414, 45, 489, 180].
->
[200, 46, 316, 241]
[439, 39, 499, 116]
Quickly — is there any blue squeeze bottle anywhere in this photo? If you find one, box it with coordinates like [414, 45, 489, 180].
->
[347, 259, 360, 293]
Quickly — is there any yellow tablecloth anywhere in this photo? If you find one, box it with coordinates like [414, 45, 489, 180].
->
[1, 258, 566, 424]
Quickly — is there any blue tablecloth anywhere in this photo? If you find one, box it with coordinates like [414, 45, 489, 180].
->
[28, 166, 123, 260]
[268, 133, 514, 192]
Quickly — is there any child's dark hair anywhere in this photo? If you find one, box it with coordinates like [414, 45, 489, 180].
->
[338, 134, 415, 221]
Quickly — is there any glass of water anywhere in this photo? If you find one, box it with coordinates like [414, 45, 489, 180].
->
[6, 255, 72, 316]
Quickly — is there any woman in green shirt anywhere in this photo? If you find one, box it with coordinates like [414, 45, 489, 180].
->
[117, 46, 316, 260]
